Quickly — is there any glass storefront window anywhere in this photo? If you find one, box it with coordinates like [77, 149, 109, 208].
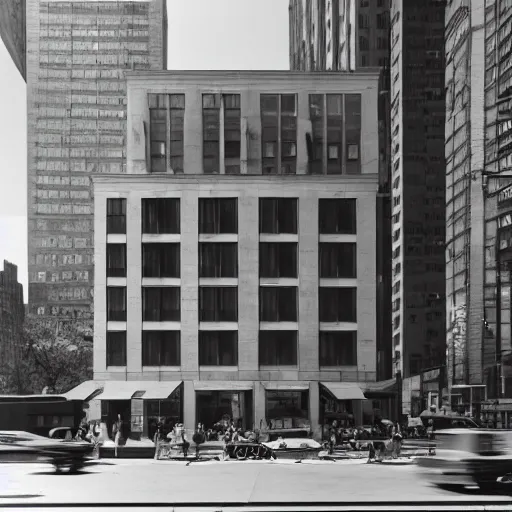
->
[196, 391, 253, 432]
[265, 391, 309, 429]
[146, 397, 181, 441]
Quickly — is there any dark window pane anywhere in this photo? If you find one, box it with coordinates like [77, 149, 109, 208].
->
[107, 331, 127, 367]
[319, 331, 357, 366]
[319, 199, 357, 234]
[107, 287, 126, 321]
[259, 243, 297, 278]
[107, 198, 126, 234]
[199, 243, 238, 278]
[259, 331, 297, 366]
[142, 287, 181, 322]
[142, 244, 180, 278]
[259, 198, 298, 234]
[345, 94, 362, 174]
[319, 243, 357, 278]
[142, 198, 180, 234]
[319, 287, 357, 322]
[199, 287, 238, 322]
[327, 94, 343, 115]
[199, 198, 238, 234]
[259, 287, 297, 322]
[107, 244, 126, 278]
[142, 331, 180, 366]
[199, 331, 238, 366]
[260, 94, 278, 114]
[281, 94, 296, 114]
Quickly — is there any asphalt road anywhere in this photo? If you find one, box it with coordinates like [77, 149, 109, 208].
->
[1, 458, 512, 506]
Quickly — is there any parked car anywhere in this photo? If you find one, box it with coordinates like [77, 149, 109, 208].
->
[0, 430, 94, 472]
[416, 428, 512, 491]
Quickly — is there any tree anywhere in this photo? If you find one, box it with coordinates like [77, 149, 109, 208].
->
[0, 316, 93, 395]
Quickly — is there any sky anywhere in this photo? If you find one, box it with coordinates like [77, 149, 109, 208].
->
[0, 0, 290, 302]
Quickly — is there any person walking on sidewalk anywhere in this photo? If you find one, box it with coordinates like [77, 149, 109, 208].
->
[113, 414, 123, 458]
[193, 423, 206, 458]
[153, 419, 164, 460]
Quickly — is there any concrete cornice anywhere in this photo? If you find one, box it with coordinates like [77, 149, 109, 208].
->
[92, 173, 379, 186]
[126, 69, 381, 83]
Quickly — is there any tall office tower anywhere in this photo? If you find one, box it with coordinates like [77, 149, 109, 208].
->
[289, 0, 393, 380]
[0, 261, 25, 373]
[390, 0, 446, 381]
[445, 0, 512, 419]
[23, 0, 167, 320]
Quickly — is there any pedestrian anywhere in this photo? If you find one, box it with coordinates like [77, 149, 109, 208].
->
[154, 418, 163, 460]
[180, 425, 190, 458]
[427, 419, 435, 456]
[113, 414, 122, 458]
[391, 423, 402, 458]
[193, 423, 205, 458]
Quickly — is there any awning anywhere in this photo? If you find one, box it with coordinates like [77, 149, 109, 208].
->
[63, 381, 104, 401]
[263, 382, 310, 391]
[193, 381, 254, 391]
[140, 381, 181, 400]
[360, 378, 397, 395]
[321, 382, 366, 400]
[97, 381, 147, 400]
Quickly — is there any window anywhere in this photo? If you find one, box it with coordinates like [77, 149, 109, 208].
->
[107, 287, 126, 321]
[224, 94, 241, 174]
[326, 94, 343, 174]
[259, 243, 297, 278]
[199, 331, 238, 366]
[203, 93, 220, 174]
[320, 331, 357, 366]
[259, 331, 297, 366]
[106, 331, 126, 366]
[148, 93, 185, 173]
[199, 198, 238, 234]
[319, 199, 356, 234]
[142, 243, 180, 278]
[261, 94, 297, 174]
[107, 198, 126, 234]
[142, 331, 180, 366]
[308, 94, 324, 175]
[259, 198, 298, 234]
[319, 287, 357, 322]
[319, 243, 356, 278]
[199, 287, 238, 322]
[260, 287, 297, 322]
[199, 243, 238, 278]
[142, 198, 180, 234]
[106, 244, 126, 278]
[345, 94, 361, 173]
[142, 287, 181, 321]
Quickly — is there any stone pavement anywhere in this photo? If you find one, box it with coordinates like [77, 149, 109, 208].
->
[1, 458, 512, 506]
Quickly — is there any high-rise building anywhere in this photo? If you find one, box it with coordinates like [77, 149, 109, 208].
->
[22, 0, 167, 320]
[289, 0, 393, 381]
[66, 70, 398, 439]
[445, 0, 512, 421]
[390, 0, 446, 382]
[0, 261, 25, 370]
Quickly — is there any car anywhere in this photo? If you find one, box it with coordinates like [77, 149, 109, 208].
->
[416, 428, 512, 492]
[0, 430, 95, 473]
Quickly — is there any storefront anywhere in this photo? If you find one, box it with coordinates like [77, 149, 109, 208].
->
[263, 383, 310, 431]
[194, 382, 253, 432]
[319, 382, 366, 438]
[359, 378, 397, 423]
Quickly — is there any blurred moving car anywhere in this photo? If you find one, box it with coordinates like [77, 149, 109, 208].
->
[0, 430, 94, 472]
[416, 428, 512, 491]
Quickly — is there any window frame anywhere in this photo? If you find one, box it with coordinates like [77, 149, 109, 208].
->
[259, 330, 298, 366]
[198, 331, 238, 366]
[142, 330, 181, 367]
[106, 198, 126, 234]
[106, 331, 127, 367]
[319, 331, 358, 367]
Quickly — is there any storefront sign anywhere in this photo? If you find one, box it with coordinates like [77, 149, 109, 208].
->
[422, 368, 440, 383]
[499, 185, 512, 204]
[499, 214, 512, 228]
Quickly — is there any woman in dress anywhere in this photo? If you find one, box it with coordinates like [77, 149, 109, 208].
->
[113, 414, 122, 458]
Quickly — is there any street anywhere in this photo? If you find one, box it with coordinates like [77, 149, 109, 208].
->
[1, 459, 512, 506]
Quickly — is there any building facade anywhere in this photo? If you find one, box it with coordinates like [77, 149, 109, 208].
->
[79, 71, 390, 440]
[0, 261, 25, 372]
[390, 0, 447, 383]
[25, 0, 167, 320]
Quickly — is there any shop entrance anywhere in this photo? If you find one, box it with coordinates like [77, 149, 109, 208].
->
[101, 400, 131, 440]
[264, 390, 310, 430]
[145, 386, 182, 440]
[196, 390, 253, 432]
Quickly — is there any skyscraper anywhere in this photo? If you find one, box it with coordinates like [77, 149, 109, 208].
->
[23, 0, 167, 319]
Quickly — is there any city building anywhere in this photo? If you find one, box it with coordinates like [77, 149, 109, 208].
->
[289, 0, 393, 382]
[68, 70, 396, 440]
[0, 0, 26, 79]
[24, 0, 167, 320]
[444, 0, 512, 423]
[390, 0, 447, 389]
[0, 261, 25, 371]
